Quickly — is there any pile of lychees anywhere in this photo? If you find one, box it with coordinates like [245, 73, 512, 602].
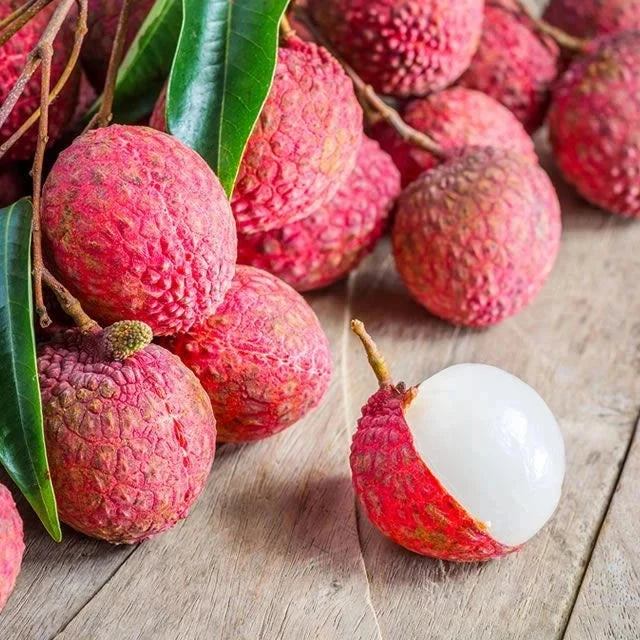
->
[1, 0, 639, 610]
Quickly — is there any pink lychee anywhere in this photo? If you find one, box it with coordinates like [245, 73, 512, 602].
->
[81, 0, 155, 91]
[458, 0, 561, 133]
[349, 321, 565, 561]
[38, 321, 216, 544]
[307, 0, 484, 97]
[150, 36, 363, 235]
[164, 266, 332, 443]
[0, 483, 24, 611]
[548, 31, 640, 218]
[42, 124, 237, 336]
[392, 147, 562, 327]
[370, 87, 536, 188]
[237, 137, 401, 292]
[544, 0, 640, 39]
[0, 0, 80, 162]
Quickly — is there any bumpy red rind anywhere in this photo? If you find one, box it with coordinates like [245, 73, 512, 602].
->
[165, 265, 332, 443]
[38, 329, 216, 544]
[0, 484, 24, 611]
[352, 386, 518, 561]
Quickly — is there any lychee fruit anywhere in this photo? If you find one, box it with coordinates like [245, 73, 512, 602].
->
[0, 483, 24, 611]
[0, 165, 28, 208]
[458, 0, 561, 133]
[0, 0, 80, 162]
[392, 146, 561, 327]
[164, 266, 332, 443]
[41, 124, 237, 336]
[38, 321, 216, 544]
[237, 137, 401, 292]
[81, 0, 155, 91]
[547, 30, 640, 218]
[370, 87, 536, 188]
[350, 320, 565, 561]
[307, 0, 484, 97]
[150, 36, 363, 235]
[543, 0, 640, 39]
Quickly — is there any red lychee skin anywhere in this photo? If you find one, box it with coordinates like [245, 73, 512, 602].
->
[308, 0, 484, 98]
[0, 165, 28, 208]
[352, 385, 518, 561]
[0, 1, 80, 162]
[41, 125, 237, 336]
[544, 0, 640, 39]
[38, 329, 216, 544]
[370, 87, 537, 188]
[150, 37, 362, 235]
[393, 147, 562, 327]
[548, 32, 640, 218]
[0, 484, 24, 611]
[236, 138, 401, 292]
[164, 266, 332, 443]
[82, 0, 155, 90]
[458, 0, 561, 133]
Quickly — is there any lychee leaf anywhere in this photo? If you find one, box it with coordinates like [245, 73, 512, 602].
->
[0, 200, 61, 542]
[101, 0, 183, 124]
[166, 0, 290, 197]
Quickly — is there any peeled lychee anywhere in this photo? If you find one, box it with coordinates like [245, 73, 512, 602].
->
[350, 321, 565, 561]
[370, 87, 536, 188]
[393, 147, 561, 327]
[544, 0, 640, 39]
[42, 125, 237, 336]
[150, 36, 362, 235]
[0, 484, 24, 610]
[458, 0, 561, 133]
[82, 0, 155, 90]
[548, 31, 640, 218]
[0, 165, 28, 208]
[165, 266, 332, 443]
[237, 137, 401, 292]
[307, 0, 484, 97]
[0, 1, 80, 162]
[38, 321, 216, 544]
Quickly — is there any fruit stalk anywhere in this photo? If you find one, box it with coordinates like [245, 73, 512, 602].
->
[351, 319, 392, 387]
[294, 7, 448, 161]
[0, 0, 54, 46]
[516, 0, 588, 51]
[279, 13, 295, 40]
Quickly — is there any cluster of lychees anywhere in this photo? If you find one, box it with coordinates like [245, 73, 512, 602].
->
[0, 0, 639, 608]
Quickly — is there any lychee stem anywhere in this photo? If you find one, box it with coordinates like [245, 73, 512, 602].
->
[294, 7, 448, 162]
[351, 319, 393, 387]
[0, 0, 54, 47]
[516, 1, 589, 53]
[102, 321, 153, 360]
[280, 14, 295, 40]
[42, 268, 99, 332]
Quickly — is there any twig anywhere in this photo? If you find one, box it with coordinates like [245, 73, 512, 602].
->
[516, 1, 588, 52]
[280, 13, 295, 39]
[42, 268, 99, 332]
[294, 7, 447, 161]
[0, 0, 55, 47]
[0, 0, 88, 160]
[93, 0, 131, 128]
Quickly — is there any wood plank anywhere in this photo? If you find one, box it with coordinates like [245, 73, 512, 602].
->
[343, 137, 640, 640]
[564, 417, 640, 640]
[53, 289, 381, 640]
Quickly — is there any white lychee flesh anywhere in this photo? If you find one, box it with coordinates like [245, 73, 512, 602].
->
[404, 364, 565, 547]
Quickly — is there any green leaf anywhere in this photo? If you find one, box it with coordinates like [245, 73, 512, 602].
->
[0, 199, 61, 542]
[167, 0, 290, 197]
[108, 0, 183, 124]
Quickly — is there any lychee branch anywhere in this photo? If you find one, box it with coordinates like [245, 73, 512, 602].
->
[0, 0, 55, 46]
[41, 268, 99, 332]
[293, 8, 448, 162]
[279, 14, 295, 40]
[516, 0, 587, 52]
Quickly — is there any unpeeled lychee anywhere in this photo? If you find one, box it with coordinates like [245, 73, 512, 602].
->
[42, 125, 237, 336]
[0, 1, 80, 162]
[350, 321, 565, 561]
[150, 36, 362, 234]
[458, 0, 561, 133]
[165, 266, 332, 443]
[370, 87, 536, 188]
[393, 147, 561, 327]
[38, 321, 216, 544]
[307, 0, 484, 97]
[0, 484, 24, 610]
[548, 31, 640, 218]
[82, 0, 155, 90]
[544, 0, 640, 39]
[0, 165, 28, 208]
[237, 137, 401, 292]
